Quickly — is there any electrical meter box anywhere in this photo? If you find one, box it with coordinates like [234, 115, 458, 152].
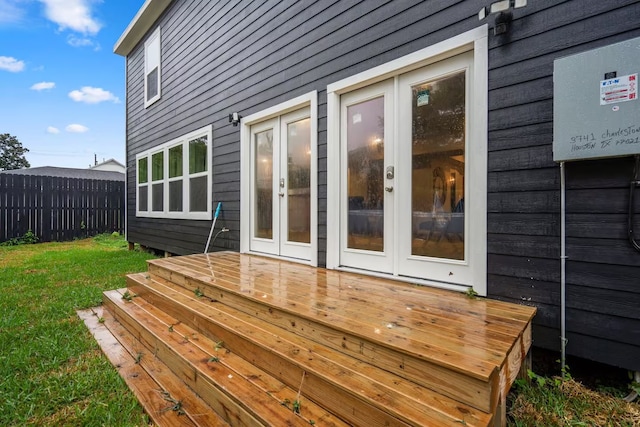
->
[553, 36, 640, 162]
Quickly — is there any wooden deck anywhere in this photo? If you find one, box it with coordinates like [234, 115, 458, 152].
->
[83, 251, 536, 426]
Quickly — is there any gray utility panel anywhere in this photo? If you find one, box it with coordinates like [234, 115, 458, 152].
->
[553, 36, 640, 162]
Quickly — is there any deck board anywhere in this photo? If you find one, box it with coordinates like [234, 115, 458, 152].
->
[121, 287, 351, 427]
[89, 251, 535, 426]
[104, 289, 314, 427]
[77, 307, 201, 427]
[150, 253, 535, 380]
[127, 272, 495, 426]
[149, 260, 501, 382]
[172, 255, 525, 348]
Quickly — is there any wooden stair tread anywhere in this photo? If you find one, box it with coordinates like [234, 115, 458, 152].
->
[163, 252, 534, 322]
[147, 259, 502, 382]
[103, 289, 346, 427]
[118, 288, 353, 427]
[163, 255, 522, 352]
[127, 272, 495, 425]
[78, 307, 225, 427]
[158, 253, 534, 343]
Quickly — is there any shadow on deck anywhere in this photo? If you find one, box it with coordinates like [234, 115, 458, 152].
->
[80, 251, 536, 426]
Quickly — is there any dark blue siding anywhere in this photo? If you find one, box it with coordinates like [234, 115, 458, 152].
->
[124, 0, 640, 371]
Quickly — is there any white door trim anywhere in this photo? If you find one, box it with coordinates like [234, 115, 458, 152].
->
[326, 26, 488, 295]
[240, 91, 318, 266]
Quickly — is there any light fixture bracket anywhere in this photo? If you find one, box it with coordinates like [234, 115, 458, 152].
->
[228, 112, 242, 126]
[478, 0, 527, 36]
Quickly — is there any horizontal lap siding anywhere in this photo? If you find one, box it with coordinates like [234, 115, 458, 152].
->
[125, 0, 474, 258]
[125, 0, 640, 370]
[487, 1, 640, 370]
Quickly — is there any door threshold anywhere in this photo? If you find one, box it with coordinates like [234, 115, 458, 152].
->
[244, 250, 313, 267]
[335, 266, 470, 293]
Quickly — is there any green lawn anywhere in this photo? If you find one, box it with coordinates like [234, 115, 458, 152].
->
[1, 236, 638, 426]
[0, 235, 155, 426]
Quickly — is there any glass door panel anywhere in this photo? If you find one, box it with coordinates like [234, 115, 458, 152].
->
[286, 118, 311, 244]
[249, 118, 279, 256]
[255, 129, 274, 239]
[279, 108, 312, 260]
[346, 97, 385, 252]
[397, 51, 474, 285]
[410, 71, 465, 260]
[340, 79, 394, 273]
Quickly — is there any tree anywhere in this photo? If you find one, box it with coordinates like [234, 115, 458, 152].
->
[0, 133, 30, 171]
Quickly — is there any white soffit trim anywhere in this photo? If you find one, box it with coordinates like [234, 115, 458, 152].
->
[114, 0, 173, 56]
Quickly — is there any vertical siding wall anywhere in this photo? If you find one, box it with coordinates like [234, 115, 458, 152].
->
[486, 1, 640, 371]
[124, 0, 640, 370]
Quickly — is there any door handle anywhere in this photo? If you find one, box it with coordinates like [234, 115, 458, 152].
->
[279, 192, 285, 197]
[385, 186, 393, 192]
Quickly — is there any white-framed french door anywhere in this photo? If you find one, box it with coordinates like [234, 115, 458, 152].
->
[249, 107, 312, 261]
[396, 51, 474, 284]
[339, 80, 395, 273]
[328, 26, 488, 294]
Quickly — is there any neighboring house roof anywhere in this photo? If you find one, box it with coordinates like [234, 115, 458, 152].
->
[114, 0, 173, 56]
[90, 158, 126, 173]
[1, 166, 125, 181]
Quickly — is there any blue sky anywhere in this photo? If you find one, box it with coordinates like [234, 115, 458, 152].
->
[0, 0, 142, 169]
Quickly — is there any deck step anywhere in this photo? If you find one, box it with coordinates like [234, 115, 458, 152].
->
[77, 307, 227, 427]
[146, 253, 511, 414]
[88, 252, 536, 426]
[125, 271, 494, 426]
[103, 288, 348, 427]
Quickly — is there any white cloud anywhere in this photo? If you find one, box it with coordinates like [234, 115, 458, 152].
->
[0, 56, 25, 72]
[39, 0, 101, 35]
[66, 124, 89, 133]
[0, 0, 24, 24]
[68, 86, 119, 104]
[67, 34, 97, 48]
[31, 81, 56, 91]
[47, 126, 60, 134]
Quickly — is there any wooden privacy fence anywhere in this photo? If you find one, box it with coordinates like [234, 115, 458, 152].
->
[0, 174, 125, 243]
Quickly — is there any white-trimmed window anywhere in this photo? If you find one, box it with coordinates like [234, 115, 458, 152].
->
[136, 125, 212, 220]
[144, 27, 161, 107]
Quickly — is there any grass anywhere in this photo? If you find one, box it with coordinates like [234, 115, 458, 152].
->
[507, 352, 640, 427]
[1, 236, 639, 426]
[509, 371, 640, 426]
[0, 234, 156, 426]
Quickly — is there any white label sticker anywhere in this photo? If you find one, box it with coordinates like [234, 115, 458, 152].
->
[416, 89, 430, 107]
[352, 113, 362, 124]
[600, 73, 637, 105]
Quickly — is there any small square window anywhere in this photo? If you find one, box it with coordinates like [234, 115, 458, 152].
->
[189, 136, 207, 174]
[169, 145, 183, 178]
[144, 28, 161, 107]
[190, 176, 208, 212]
[152, 152, 164, 181]
[169, 180, 183, 212]
[152, 183, 164, 211]
[138, 158, 148, 184]
[138, 186, 148, 211]
[146, 67, 159, 101]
